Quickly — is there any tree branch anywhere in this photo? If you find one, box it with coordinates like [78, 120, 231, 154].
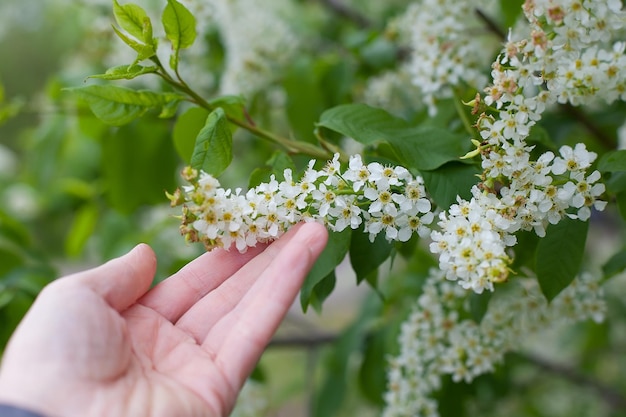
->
[314, 0, 371, 29]
[515, 352, 626, 411]
[269, 333, 338, 348]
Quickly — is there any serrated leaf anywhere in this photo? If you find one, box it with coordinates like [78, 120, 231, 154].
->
[536, 217, 589, 301]
[163, 0, 196, 70]
[113, 0, 150, 41]
[88, 64, 158, 81]
[318, 104, 468, 171]
[190, 108, 232, 176]
[599, 150, 626, 173]
[67, 85, 183, 126]
[300, 228, 351, 312]
[173, 107, 209, 163]
[112, 25, 157, 61]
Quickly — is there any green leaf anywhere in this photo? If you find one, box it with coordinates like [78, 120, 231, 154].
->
[349, 226, 392, 285]
[358, 330, 389, 406]
[616, 191, 626, 221]
[598, 150, 626, 173]
[309, 271, 337, 313]
[111, 25, 156, 61]
[113, 0, 150, 41]
[88, 64, 158, 81]
[602, 248, 626, 280]
[283, 57, 327, 143]
[65, 204, 99, 257]
[300, 228, 351, 312]
[318, 104, 468, 171]
[162, 0, 196, 70]
[526, 125, 556, 150]
[208, 95, 246, 122]
[173, 107, 209, 163]
[101, 117, 178, 213]
[67, 85, 183, 126]
[605, 171, 626, 194]
[499, 0, 525, 29]
[266, 151, 296, 181]
[536, 217, 589, 301]
[390, 125, 470, 172]
[421, 162, 481, 209]
[313, 295, 382, 417]
[248, 167, 272, 189]
[318, 103, 406, 145]
[190, 108, 233, 176]
[469, 291, 493, 323]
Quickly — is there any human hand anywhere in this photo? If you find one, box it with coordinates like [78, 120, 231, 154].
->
[0, 222, 328, 417]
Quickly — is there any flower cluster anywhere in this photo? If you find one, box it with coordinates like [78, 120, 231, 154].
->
[430, 0, 616, 292]
[207, 0, 301, 96]
[171, 154, 434, 252]
[401, 0, 499, 115]
[483, 0, 626, 147]
[382, 269, 606, 417]
[430, 142, 606, 293]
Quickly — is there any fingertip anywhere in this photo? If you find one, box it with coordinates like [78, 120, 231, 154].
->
[132, 243, 157, 271]
[295, 221, 329, 257]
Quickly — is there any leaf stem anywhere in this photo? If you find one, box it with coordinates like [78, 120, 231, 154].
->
[453, 89, 476, 136]
[151, 57, 337, 160]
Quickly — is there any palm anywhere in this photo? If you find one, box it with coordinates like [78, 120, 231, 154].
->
[0, 223, 327, 417]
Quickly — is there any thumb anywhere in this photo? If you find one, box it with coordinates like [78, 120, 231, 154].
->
[72, 243, 157, 311]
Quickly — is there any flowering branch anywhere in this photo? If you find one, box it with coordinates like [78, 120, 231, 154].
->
[150, 56, 336, 160]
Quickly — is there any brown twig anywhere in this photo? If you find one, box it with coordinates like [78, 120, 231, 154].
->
[269, 333, 338, 348]
[475, 7, 507, 40]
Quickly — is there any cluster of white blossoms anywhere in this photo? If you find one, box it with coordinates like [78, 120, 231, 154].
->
[432, 142, 607, 293]
[401, 0, 499, 115]
[482, 0, 626, 146]
[430, 0, 618, 292]
[171, 154, 434, 252]
[382, 268, 606, 417]
[206, 0, 301, 97]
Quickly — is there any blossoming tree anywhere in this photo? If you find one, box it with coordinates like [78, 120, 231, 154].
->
[2, 0, 626, 415]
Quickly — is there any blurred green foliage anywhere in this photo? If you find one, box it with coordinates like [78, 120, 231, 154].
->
[1, 1, 626, 416]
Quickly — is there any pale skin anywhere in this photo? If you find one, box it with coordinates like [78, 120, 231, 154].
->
[0, 222, 328, 417]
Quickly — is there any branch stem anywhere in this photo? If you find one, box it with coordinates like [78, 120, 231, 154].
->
[151, 57, 335, 160]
